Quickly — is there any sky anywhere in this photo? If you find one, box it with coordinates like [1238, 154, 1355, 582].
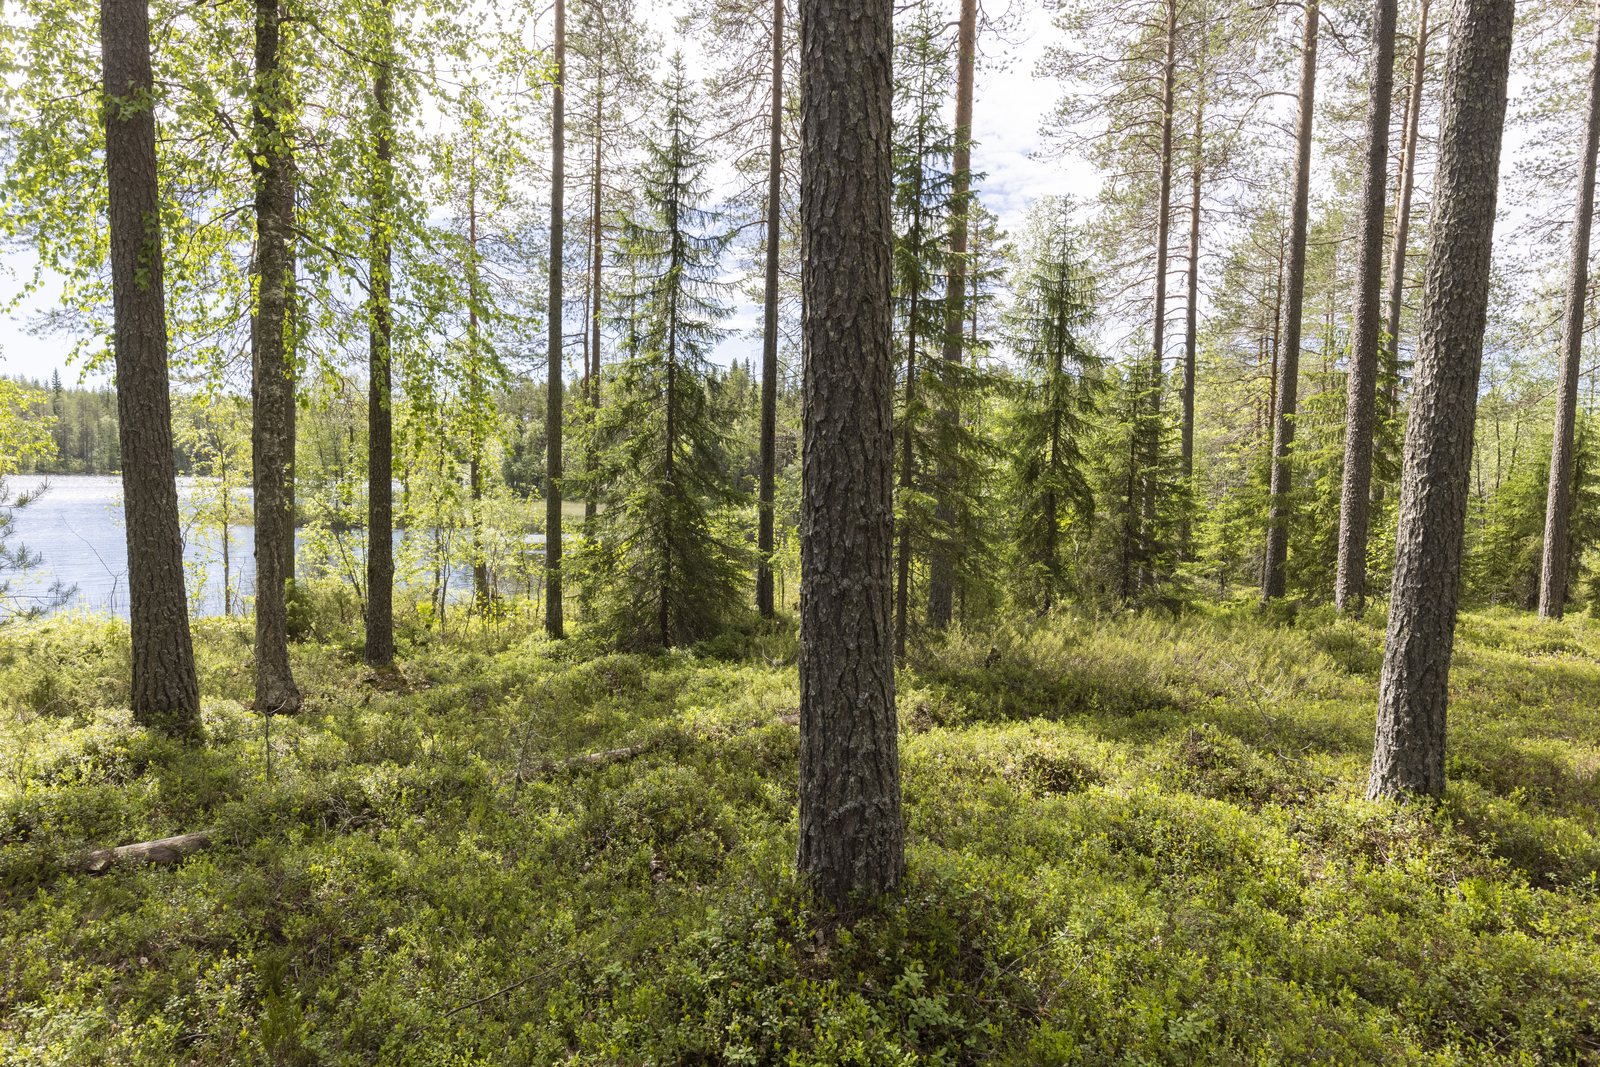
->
[0, 254, 80, 387]
[703, 5, 1089, 366]
[0, 3, 1083, 388]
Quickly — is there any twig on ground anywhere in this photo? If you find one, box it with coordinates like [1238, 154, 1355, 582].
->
[512, 712, 800, 786]
[1224, 662, 1313, 764]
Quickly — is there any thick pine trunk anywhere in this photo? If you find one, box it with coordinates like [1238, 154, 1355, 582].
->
[1334, 0, 1399, 614]
[546, 0, 567, 640]
[1142, 0, 1178, 583]
[1369, 0, 1513, 800]
[796, 0, 904, 904]
[1538, 10, 1600, 620]
[100, 0, 201, 738]
[251, 0, 300, 714]
[757, 0, 784, 619]
[365, 27, 395, 668]
[1261, 0, 1319, 603]
[1384, 0, 1430, 418]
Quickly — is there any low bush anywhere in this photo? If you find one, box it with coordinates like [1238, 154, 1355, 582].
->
[0, 604, 1597, 1064]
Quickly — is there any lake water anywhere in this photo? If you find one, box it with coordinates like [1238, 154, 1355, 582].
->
[2, 474, 539, 620]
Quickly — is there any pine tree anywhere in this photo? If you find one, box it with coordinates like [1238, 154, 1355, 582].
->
[1003, 197, 1102, 612]
[586, 55, 744, 649]
[889, 0, 992, 652]
[891, 0, 953, 657]
[795, 0, 903, 905]
[679, 0, 797, 619]
[1261, 0, 1321, 603]
[1369, 0, 1514, 801]
[1539, 9, 1600, 618]
[547, 0, 569, 640]
[100, 0, 201, 737]
[365, 1, 397, 668]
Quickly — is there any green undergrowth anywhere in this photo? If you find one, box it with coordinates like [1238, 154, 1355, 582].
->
[2, 599, 1599, 1064]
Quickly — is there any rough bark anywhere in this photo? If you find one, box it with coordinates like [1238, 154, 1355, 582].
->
[1384, 0, 1430, 420]
[1369, 0, 1513, 801]
[1538, 9, 1600, 620]
[251, 0, 300, 714]
[546, 0, 567, 640]
[1261, 0, 1319, 603]
[757, 0, 784, 619]
[796, 0, 904, 904]
[100, 0, 201, 738]
[1333, 0, 1399, 614]
[365, 27, 395, 669]
[925, 0, 977, 629]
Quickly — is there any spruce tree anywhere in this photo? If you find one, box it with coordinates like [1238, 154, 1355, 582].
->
[586, 55, 743, 649]
[1003, 198, 1102, 612]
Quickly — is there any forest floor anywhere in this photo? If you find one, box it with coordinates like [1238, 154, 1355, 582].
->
[1, 599, 1598, 1064]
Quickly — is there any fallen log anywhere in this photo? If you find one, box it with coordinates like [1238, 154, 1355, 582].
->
[76, 832, 212, 874]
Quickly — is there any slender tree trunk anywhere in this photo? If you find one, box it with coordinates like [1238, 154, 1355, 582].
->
[662, 322, 677, 648]
[1261, 0, 1319, 603]
[1270, 237, 1284, 428]
[757, 0, 784, 619]
[796, 0, 904, 904]
[1369, 0, 1513, 800]
[100, 0, 201, 738]
[221, 475, 231, 615]
[468, 167, 491, 610]
[224, 528, 232, 614]
[586, 39, 604, 531]
[1142, 0, 1178, 584]
[1120, 428, 1135, 602]
[546, 0, 567, 640]
[1180, 93, 1204, 553]
[1538, 10, 1600, 620]
[1046, 347, 1063, 607]
[1334, 0, 1400, 614]
[1384, 0, 1430, 416]
[925, 0, 977, 629]
[251, 0, 300, 714]
[895, 300, 917, 661]
[285, 179, 297, 587]
[365, 19, 395, 668]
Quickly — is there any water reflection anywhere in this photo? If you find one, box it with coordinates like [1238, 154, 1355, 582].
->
[2, 475, 543, 619]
